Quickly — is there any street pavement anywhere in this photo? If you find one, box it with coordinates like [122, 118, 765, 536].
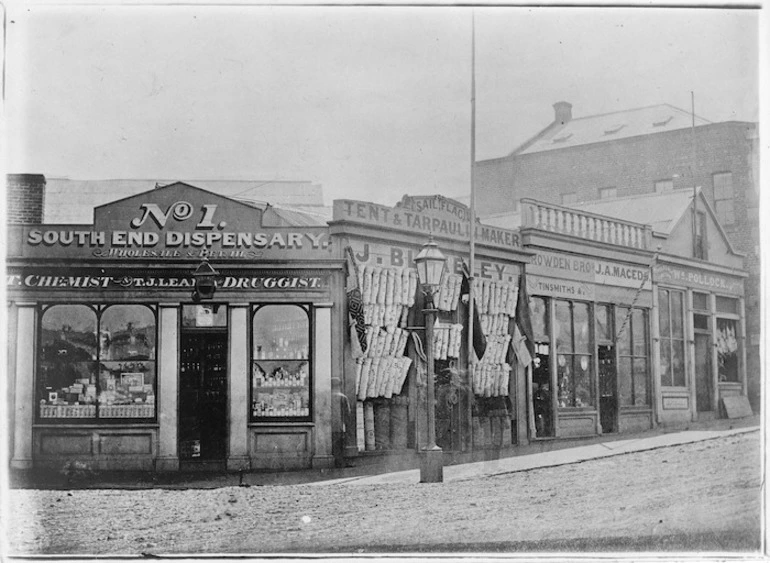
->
[312, 425, 760, 486]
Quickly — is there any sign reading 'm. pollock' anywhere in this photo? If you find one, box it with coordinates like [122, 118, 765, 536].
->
[5, 268, 330, 292]
[654, 263, 743, 296]
[6, 182, 333, 261]
[333, 199, 521, 251]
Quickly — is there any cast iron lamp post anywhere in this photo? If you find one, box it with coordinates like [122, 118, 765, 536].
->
[414, 235, 447, 483]
[192, 259, 219, 302]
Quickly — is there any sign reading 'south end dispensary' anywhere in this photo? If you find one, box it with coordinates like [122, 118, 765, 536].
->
[7, 182, 332, 261]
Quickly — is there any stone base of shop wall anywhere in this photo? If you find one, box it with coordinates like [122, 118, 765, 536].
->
[227, 456, 251, 472]
[312, 455, 335, 469]
[155, 457, 180, 472]
[10, 458, 33, 470]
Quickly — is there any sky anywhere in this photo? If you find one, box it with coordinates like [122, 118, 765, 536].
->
[3, 4, 762, 207]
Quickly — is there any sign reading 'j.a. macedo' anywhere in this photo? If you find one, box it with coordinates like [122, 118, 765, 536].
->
[528, 249, 652, 291]
[8, 183, 332, 261]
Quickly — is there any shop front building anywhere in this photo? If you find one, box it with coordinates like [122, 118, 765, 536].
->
[7, 182, 344, 472]
[331, 195, 534, 462]
[493, 200, 657, 439]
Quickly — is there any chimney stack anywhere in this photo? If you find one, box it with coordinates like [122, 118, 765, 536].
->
[6, 174, 46, 224]
[553, 101, 573, 125]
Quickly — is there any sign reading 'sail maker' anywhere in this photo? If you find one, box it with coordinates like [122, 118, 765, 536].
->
[7, 182, 332, 261]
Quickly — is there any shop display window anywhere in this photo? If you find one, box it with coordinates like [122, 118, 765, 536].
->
[595, 304, 612, 342]
[182, 304, 228, 328]
[554, 300, 593, 408]
[617, 307, 650, 406]
[659, 288, 686, 387]
[251, 305, 311, 420]
[716, 318, 739, 382]
[38, 304, 157, 421]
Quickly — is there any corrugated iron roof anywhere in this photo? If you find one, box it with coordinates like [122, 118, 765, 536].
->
[43, 178, 325, 224]
[516, 104, 711, 155]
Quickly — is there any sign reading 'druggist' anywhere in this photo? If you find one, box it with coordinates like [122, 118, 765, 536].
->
[7, 182, 332, 261]
[5, 267, 330, 292]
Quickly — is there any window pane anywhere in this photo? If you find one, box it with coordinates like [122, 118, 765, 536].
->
[716, 296, 738, 315]
[617, 307, 631, 355]
[659, 290, 670, 337]
[672, 339, 686, 387]
[39, 305, 98, 419]
[556, 353, 573, 407]
[98, 361, 156, 418]
[573, 303, 590, 353]
[252, 305, 311, 420]
[633, 359, 649, 406]
[694, 313, 709, 331]
[182, 304, 228, 328]
[659, 341, 670, 386]
[555, 301, 573, 353]
[253, 305, 309, 359]
[41, 305, 97, 360]
[713, 172, 733, 200]
[595, 304, 611, 341]
[632, 309, 647, 356]
[618, 357, 632, 406]
[574, 355, 593, 408]
[671, 291, 684, 337]
[530, 297, 548, 341]
[716, 318, 739, 383]
[100, 305, 156, 361]
[692, 292, 709, 311]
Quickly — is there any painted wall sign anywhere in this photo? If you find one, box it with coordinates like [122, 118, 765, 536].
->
[5, 268, 330, 292]
[528, 249, 652, 291]
[654, 263, 743, 296]
[6, 183, 333, 261]
[395, 194, 472, 223]
[526, 275, 595, 300]
[334, 199, 521, 251]
[347, 239, 521, 283]
[662, 396, 689, 410]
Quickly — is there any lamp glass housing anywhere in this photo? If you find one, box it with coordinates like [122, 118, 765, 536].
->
[414, 237, 447, 296]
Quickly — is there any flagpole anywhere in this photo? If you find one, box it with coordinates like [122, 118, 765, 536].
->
[691, 91, 697, 257]
[467, 9, 477, 450]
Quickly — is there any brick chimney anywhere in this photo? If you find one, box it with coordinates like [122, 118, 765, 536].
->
[7, 174, 46, 224]
[553, 101, 573, 125]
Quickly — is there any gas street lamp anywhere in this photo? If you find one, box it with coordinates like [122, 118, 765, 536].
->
[413, 235, 447, 483]
[191, 259, 219, 302]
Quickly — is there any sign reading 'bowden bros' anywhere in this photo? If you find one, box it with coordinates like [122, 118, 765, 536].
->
[7, 182, 332, 261]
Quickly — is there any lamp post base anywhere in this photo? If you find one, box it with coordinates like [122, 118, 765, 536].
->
[419, 446, 444, 483]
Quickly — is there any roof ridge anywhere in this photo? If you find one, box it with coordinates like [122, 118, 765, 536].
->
[568, 102, 710, 123]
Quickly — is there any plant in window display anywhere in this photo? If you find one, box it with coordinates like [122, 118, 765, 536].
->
[716, 320, 739, 382]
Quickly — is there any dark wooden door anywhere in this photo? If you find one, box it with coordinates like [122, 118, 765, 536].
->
[694, 332, 712, 412]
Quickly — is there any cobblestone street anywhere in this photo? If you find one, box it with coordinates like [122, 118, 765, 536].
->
[5, 431, 761, 556]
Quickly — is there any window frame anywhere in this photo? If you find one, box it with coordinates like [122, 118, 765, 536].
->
[250, 303, 313, 422]
[554, 299, 594, 409]
[658, 288, 687, 388]
[36, 303, 159, 424]
[713, 171, 735, 227]
[598, 187, 618, 200]
[654, 179, 674, 193]
[616, 306, 650, 407]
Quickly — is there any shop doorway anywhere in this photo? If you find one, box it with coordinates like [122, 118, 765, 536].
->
[179, 331, 229, 465]
[532, 343, 553, 438]
[598, 345, 617, 433]
[694, 332, 713, 413]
